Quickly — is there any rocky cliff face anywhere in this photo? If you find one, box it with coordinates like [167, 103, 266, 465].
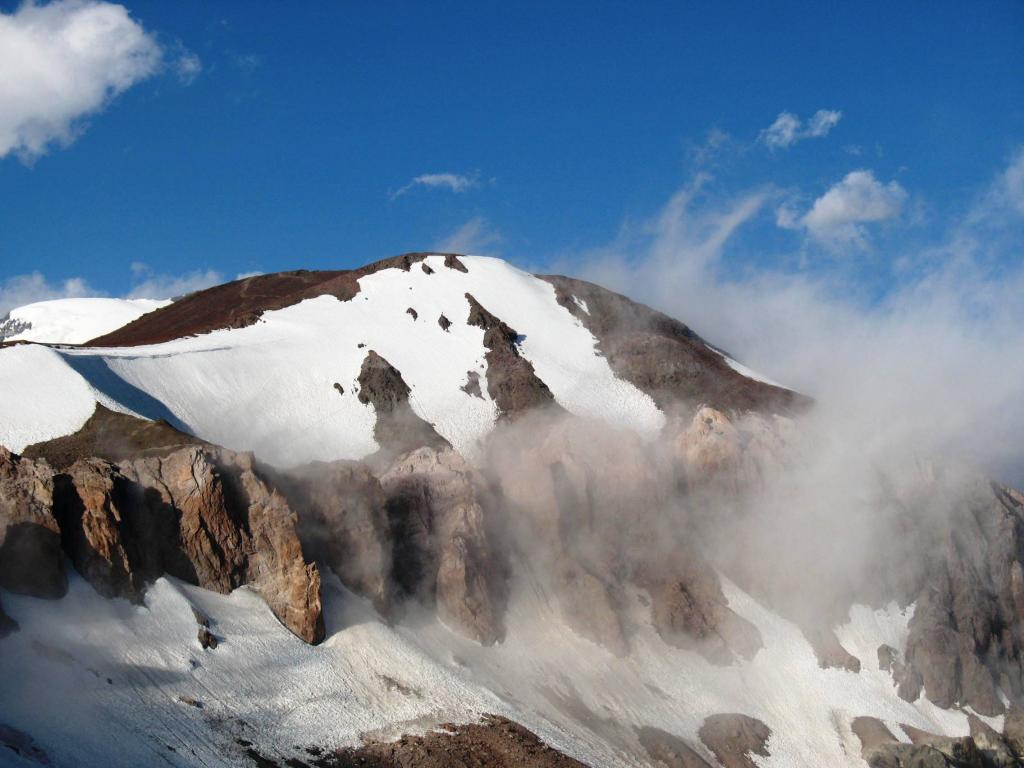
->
[0, 446, 66, 599]
[271, 459, 394, 614]
[486, 414, 760, 662]
[886, 470, 1024, 716]
[2, 443, 324, 644]
[379, 446, 504, 645]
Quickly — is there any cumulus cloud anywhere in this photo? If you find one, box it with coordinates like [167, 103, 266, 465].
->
[794, 170, 907, 249]
[568, 149, 1024, 487]
[0, 0, 164, 161]
[393, 172, 480, 198]
[759, 109, 842, 150]
[0, 272, 99, 315]
[433, 216, 501, 255]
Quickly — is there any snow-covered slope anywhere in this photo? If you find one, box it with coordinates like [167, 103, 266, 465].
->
[0, 565, 996, 768]
[0, 256, 674, 464]
[0, 297, 169, 345]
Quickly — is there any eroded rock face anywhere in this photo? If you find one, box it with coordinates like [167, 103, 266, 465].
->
[379, 446, 503, 644]
[854, 719, 1002, 768]
[54, 446, 324, 644]
[886, 471, 1024, 716]
[486, 415, 760, 662]
[0, 447, 65, 599]
[271, 460, 393, 614]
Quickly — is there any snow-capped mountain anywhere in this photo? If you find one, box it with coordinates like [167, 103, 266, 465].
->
[0, 297, 169, 345]
[1, 253, 1021, 768]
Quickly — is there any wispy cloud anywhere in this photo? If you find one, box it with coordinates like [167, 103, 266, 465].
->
[759, 109, 842, 150]
[0, 272, 98, 315]
[788, 170, 907, 250]
[126, 263, 223, 299]
[175, 51, 203, 85]
[0, 0, 162, 161]
[392, 172, 480, 199]
[433, 216, 501, 255]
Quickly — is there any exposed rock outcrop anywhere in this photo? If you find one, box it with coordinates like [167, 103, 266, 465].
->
[0, 446, 66, 599]
[54, 446, 324, 643]
[357, 350, 449, 461]
[636, 726, 713, 767]
[461, 370, 483, 399]
[444, 253, 469, 273]
[271, 460, 393, 614]
[22, 404, 201, 471]
[465, 292, 558, 419]
[541, 274, 809, 415]
[697, 713, 771, 768]
[887, 471, 1024, 716]
[379, 446, 503, 645]
[486, 415, 760, 662]
[305, 714, 588, 768]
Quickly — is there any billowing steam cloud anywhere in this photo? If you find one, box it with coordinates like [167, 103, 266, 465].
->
[569, 150, 1024, 488]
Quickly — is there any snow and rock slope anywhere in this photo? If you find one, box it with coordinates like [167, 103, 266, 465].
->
[1, 253, 1020, 768]
[0, 254, 797, 465]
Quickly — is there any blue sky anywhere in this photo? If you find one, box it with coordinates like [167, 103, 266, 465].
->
[1, 0, 1022, 303]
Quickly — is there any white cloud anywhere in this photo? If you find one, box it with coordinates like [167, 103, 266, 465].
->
[798, 170, 906, 249]
[0, 0, 163, 160]
[433, 216, 501, 255]
[0, 272, 99, 315]
[759, 109, 842, 150]
[126, 265, 222, 299]
[806, 109, 841, 137]
[393, 172, 480, 198]
[175, 51, 202, 85]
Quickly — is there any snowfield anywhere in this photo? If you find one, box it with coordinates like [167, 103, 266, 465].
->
[0, 297, 169, 345]
[0, 566, 995, 768]
[0, 256, 667, 465]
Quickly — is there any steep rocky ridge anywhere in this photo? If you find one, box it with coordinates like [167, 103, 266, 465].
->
[465, 292, 558, 419]
[541, 273, 808, 415]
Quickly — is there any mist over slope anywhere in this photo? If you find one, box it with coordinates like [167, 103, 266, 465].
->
[0, 252, 1022, 768]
